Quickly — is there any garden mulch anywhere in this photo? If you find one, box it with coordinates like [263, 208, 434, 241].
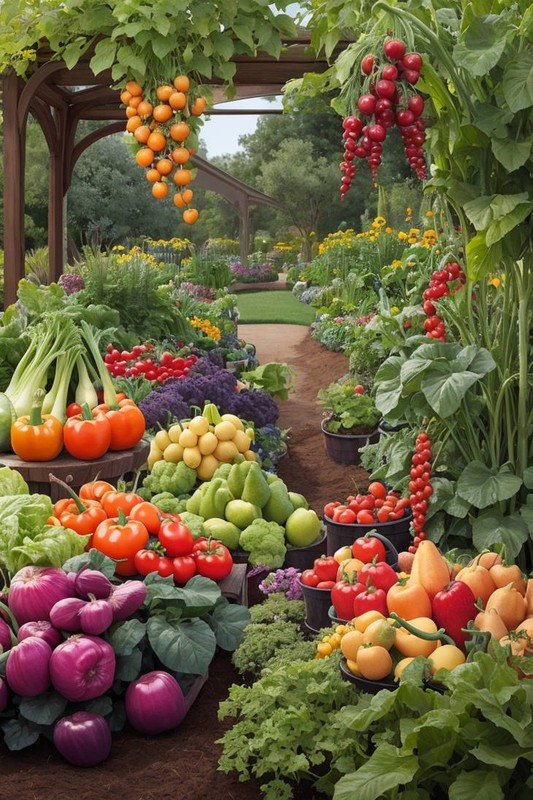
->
[0, 325, 369, 800]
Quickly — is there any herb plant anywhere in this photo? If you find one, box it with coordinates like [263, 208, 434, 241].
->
[318, 378, 381, 434]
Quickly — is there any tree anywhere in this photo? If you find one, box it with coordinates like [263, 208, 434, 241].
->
[259, 138, 338, 260]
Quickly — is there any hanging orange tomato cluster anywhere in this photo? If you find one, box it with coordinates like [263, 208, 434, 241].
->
[121, 76, 207, 225]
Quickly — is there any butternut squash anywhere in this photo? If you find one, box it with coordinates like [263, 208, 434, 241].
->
[408, 539, 451, 600]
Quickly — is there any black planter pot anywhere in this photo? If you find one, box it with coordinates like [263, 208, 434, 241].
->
[320, 420, 380, 465]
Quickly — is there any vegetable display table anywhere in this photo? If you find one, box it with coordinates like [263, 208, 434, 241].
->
[0, 441, 150, 501]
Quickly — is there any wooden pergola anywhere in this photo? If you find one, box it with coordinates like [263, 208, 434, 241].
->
[2, 32, 347, 306]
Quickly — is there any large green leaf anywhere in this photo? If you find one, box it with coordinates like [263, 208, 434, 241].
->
[457, 461, 523, 508]
[209, 597, 251, 651]
[90, 39, 117, 74]
[453, 15, 506, 77]
[502, 59, 533, 113]
[466, 231, 502, 280]
[107, 618, 147, 656]
[472, 510, 529, 560]
[492, 137, 533, 172]
[486, 201, 533, 246]
[333, 744, 419, 800]
[147, 615, 216, 675]
[0, 719, 41, 751]
[421, 369, 480, 417]
[18, 692, 67, 726]
[448, 768, 504, 800]
[472, 102, 513, 137]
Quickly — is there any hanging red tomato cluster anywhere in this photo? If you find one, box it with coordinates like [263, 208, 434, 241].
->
[422, 260, 466, 341]
[408, 431, 432, 547]
[121, 76, 207, 225]
[340, 37, 428, 199]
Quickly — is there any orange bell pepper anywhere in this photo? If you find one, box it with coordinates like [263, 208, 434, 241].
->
[11, 388, 63, 461]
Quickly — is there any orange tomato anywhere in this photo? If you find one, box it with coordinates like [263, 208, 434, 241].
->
[173, 75, 190, 92]
[146, 168, 160, 182]
[152, 181, 169, 199]
[429, 644, 465, 674]
[155, 158, 173, 176]
[455, 564, 496, 607]
[170, 122, 191, 142]
[125, 105, 139, 119]
[174, 168, 192, 186]
[190, 96, 207, 115]
[156, 84, 174, 102]
[340, 629, 364, 661]
[126, 115, 142, 132]
[136, 100, 153, 117]
[125, 80, 143, 97]
[171, 147, 190, 165]
[152, 103, 173, 123]
[169, 91, 187, 110]
[146, 131, 167, 151]
[183, 208, 199, 225]
[134, 125, 152, 143]
[128, 501, 162, 535]
[173, 192, 187, 208]
[136, 147, 154, 168]
[356, 644, 393, 680]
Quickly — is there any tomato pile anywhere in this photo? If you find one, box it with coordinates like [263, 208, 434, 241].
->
[340, 37, 427, 198]
[53, 479, 233, 584]
[423, 260, 466, 341]
[324, 481, 411, 525]
[121, 75, 207, 225]
[104, 343, 198, 382]
[408, 431, 432, 545]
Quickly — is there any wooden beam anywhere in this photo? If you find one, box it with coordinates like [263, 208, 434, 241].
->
[2, 72, 26, 307]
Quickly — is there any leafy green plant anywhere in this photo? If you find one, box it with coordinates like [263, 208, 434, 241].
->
[241, 362, 296, 401]
[318, 378, 381, 434]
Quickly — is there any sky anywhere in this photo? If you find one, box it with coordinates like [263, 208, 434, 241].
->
[200, 96, 283, 158]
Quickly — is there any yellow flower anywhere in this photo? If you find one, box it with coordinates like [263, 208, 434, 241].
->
[390, 259, 403, 268]
[398, 232, 408, 241]
[385, 226, 393, 234]
[425, 210, 434, 218]
[488, 275, 501, 288]
[390, 306, 399, 315]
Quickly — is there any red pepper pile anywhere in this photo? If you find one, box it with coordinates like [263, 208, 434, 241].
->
[340, 37, 427, 198]
[324, 481, 411, 525]
[422, 260, 466, 341]
[104, 343, 198, 382]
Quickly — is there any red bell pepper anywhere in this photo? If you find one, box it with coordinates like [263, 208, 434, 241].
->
[313, 556, 339, 582]
[331, 576, 366, 620]
[352, 584, 389, 617]
[358, 560, 398, 593]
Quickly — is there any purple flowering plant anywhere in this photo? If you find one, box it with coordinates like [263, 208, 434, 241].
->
[255, 566, 303, 600]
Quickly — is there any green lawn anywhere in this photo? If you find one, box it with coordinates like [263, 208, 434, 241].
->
[236, 290, 316, 325]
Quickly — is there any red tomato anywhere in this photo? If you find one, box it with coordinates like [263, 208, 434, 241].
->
[129, 501, 162, 535]
[368, 481, 387, 500]
[337, 509, 357, 524]
[316, 580, 336, 589]
[157, 556, 175, 578]
[324, 501, 341, 518]
[158, 520, 194, 557]
[92, 515, 149, 576]
[172, 555, 197, 584]
[356, 509, 375, 525]
[301, 569, 320, 587]
[193, 540, 233, 581]
[134, 549, 161, 576]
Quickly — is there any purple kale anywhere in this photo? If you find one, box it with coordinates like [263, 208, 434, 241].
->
[58, 273, 85, 295]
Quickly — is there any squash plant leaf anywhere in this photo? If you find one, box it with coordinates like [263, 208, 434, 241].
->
[147, 615, 216, 675]
[333, 743, 419, 800]
[472, 510, 528, 560]
[448, 768, 505, 800]
[457, 461, 522, 508]
[209, 596, 251, 651]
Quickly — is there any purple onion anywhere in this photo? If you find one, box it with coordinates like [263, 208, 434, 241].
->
[125, 670, 186, 735]
[53, 711, 112, 767]
[0, 676, 8, 712]
[74, 570, 113, 600]
[17, 620, 63, 648]
[0, 617, 13, 651]
[108, 580, 147, 621]
[79, 599, 113, 635]
[50, 635, 116, 702]
[8, 566, 74, 625]
[50, 597, 87, 632]
[5, 636, 52, 696]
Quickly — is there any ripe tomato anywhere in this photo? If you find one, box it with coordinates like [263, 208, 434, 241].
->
[92, 515, 150, 576]
[158, 520, 194, 557]
[353, 384, 365, 394]
[337, 509, 357, 524]
[368, 481, 387, 500]
[128, 501, 162, 535]
[172, 555, 197, 584]
[356, 509, 375, 525]
[134, 549, 161, 576]
[157, 556, 175, 578]
[301, 569, 320, 587]
[193, 539, 233, 581]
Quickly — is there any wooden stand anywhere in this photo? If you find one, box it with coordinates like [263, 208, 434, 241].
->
[0, 441, 150, 501]
[219, 563, 248, 606]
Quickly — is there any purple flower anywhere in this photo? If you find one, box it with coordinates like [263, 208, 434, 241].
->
[58, 273, 85, 295]
[258, 566, 303, 600]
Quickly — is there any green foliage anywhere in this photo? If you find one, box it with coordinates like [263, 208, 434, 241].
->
[318, 378, 380, 434]
[240, 362, 296, 401]
[248, 593, 306, 626]
[219, 646, 533, 800]
[231, 618, 313, 678]
[0, 0, 297, 93]
[182, 253, 232, 290]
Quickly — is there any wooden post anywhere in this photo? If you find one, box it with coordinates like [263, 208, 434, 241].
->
[48, 106, 67, 282]
[2, 72, 26, 307]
